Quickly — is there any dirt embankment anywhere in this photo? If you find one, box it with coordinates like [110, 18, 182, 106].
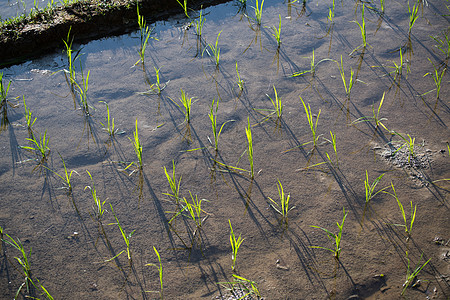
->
[0, 0, 230, 66]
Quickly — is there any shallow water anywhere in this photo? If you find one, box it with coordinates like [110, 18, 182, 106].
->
[0, 0, 54, 20]
[0, 0, 449, 299]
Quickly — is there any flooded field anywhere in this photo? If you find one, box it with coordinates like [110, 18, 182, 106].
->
[0, 0, 449, 299]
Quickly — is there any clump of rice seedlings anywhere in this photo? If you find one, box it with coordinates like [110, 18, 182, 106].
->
[203, 31, 222, 68]
[136, 4, 158, 65]
[108, 204, 136, 264]
[3, 233, 34, 297]
[146, 246, 163, 299]
[170, 89, 194, 125]
[268, 179, 294, 227]
[229, 220, 244, 272]
[270, 14, 282, 48]
[235, 62, 245, 93]
[391, 132, 417, 164]
[245, 117, 254, 179]
[300, 96, 322, 148]
[407, 0, 420, 35]
[430, 30, 450, 59]
[208, 98, 234, 152]
[291, 49, 333, 77]
[130, 119, 143, 169]
[422, 58, 446, 99]
[21, 130, 50, 165]
[194, 7, 205, 36]
[337, 55, 355, 99]
[176, 0, 189, 18]
[162, 160, 182, 204]
[402, 251, 430, 295]
[46, 153, 78, 194]
[310, 207, 347, 260]
[350, 4, 368, 55]
[85, 170, 107, 222]
[23, 97, 36, 133]
[384, 183, 416, 238]
[99, 101, 118, 138]
[363, 170, 388, 203]
[351, 92, 389, 131]
[218, 274, 262, 299]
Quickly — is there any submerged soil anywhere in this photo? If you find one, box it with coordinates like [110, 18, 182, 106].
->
[0, 0, 449, 299]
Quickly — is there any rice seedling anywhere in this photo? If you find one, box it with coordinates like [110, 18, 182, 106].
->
[218, 274, 262, 299]
[129, 119, 143, 169]
[99, 101, 118, 137]
[337, 55, 356, 99]
[73, 66, 91, 115]
[235, 62, 245, 92]
[268, 179, 294, 226]
[0, 72, 11, 105]
[136, 4, 158, 65]
[203, 31, 222, 68]
[254, 85, 283, 125]
[245, 117, 254, 179]
[351, 92, 389, 131]
[250, 0, 264, 25]
[310, 207, 347, 260]
[162, 160, 182, 204]
[270, 14, 282, 48]
[430, 30, 450, 59]
[170, 89, 194, 125]
[46, 153, 78, 194]
[350, 4, 368, 55]
[208, 98, 234, 152]
[402, 251, 431, 295]
[194, 7, 205, 37]
[229, 220, 245, 272]
[176, 0, 189, 18]
[291, 49, 333, 77]
[363, 170, 388, 203]
[146, 246, 163, 299]
[108, 204, 136, 264]
[384, 183, 416, 238]
[21, 130, 50, 163]
[85, 170, 107, 221]
[22, 97, 36, 132]
[3, 233, 34, 297]
[300, 96, 321, 148]
[62, 27, 78, 89]
[407, 0, 420, 35]
[423, 58, 446, 99]
[392, 132, 416, 164]
[324, 131, 339, 168]
[379, 0, 385, 13]
[328, 0, 335, 23]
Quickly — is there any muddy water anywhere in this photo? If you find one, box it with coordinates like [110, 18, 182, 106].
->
[0, 0, 449, 299]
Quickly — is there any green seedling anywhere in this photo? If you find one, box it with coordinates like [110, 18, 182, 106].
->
[270, 14, 282, 48]
[245, 117, 254, 179]
[3, 234, 34, 297]
[218, 274, 261, 299]
[99, 101, 118, 137]
[291, 49, 333, 77]
[407, 0, 420, 34]
[364, 170, 388, 203]
[324, 131, 339, 168]
[62, 27, 78, 89]
[402, 251, 431, 295]
[73, 66, 91, 115]
[170, 89, 194, 125]
[194, 8, 205, 36]
[21, 130, 50, 163]
[310, 207, 347, 260]
[208, 98, 234, 152]
[146, 246, 163, 299]
[351, 92, 389, 131]
[203, 31, 222, 67]
[229, 220, 244, 272]
[108, 204, 136, 263]
[46, 153, 78, 194]
[0, 72, 11, 106]
[254, 85, 283, 124]
[235, 62, 245, 92]
[85, 170, 106, 221]
[23, 97, 36, 131]
[129, 119, 143, 169]
[392, 132, 416, 164]
[384, 183, 416, 237]
[300, 96, 321, 148]
[380, 0, 385, 13]
[328, 0, 335, 22]
[350, 4, 368, 55]
[337, 55, 355, 98]
[176, 0, 189, 18]
[136, 4, 158, 65]
[162, 160, 182, 204]
[268, 179, 294, 226]
[251, 0, 265, 25]
[423, 58, 446, 99]
[430, 30, 450, 59]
